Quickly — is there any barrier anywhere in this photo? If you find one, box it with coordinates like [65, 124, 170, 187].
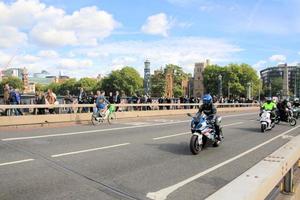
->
[206, 133, 300, 200]
[0, 106, 259, 127]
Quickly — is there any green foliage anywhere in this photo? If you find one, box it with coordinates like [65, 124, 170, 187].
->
[0, 76, 24, 93]
[150, 64, 189, 98]
[35, 83, 47, 92]
[101, 66, 143, 96]
[45, 82, 61, 94]
[203, 63, 260, 98]
[75, 77, 98, 93]
[151, 70, 166, 97]
[58, 78, 77, 95]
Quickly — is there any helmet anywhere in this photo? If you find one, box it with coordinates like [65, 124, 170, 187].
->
[266, 97, 272, 103]
[203, 94, 212, 105]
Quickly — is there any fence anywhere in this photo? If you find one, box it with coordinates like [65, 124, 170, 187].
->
[206, 132, 300, 200]
[0, 103, 260, 116]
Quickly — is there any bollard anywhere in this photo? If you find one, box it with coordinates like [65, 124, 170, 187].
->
[283, 168, 294, 194]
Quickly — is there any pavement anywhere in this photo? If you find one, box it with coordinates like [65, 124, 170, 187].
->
[0, 112, 299, 200]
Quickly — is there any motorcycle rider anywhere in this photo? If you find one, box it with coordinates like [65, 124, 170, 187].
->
[261, 97, 276, 123]
[197, 94, 221, 142]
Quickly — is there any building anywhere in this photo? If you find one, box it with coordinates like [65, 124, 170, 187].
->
[2, 68, 24, 79]
[193, 59, 211, 98]
[144, 59, 151, 96]
[260, 63, 300, 98]
[33, 70, 50, 78]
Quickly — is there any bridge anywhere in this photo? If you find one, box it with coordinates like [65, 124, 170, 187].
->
[0, 104, 299, 200]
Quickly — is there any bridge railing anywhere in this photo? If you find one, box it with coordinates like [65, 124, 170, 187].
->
[0, 103, 259, 116]
[206, 132, 300, 200]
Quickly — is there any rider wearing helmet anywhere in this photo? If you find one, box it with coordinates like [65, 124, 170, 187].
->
[261, 97, 276, 123]
[197, 94, 221, 141]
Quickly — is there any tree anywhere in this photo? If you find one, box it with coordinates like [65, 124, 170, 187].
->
[0, 76, 24, 93]
[35, 83, 47, 92]
[101, 66, 143, 96]
[58, 78, 77, 95]
[44, 82, 61, 94]
[203, 63, 260, 98]
[151, 70, 165, 97]
[75, 77, 98, 94]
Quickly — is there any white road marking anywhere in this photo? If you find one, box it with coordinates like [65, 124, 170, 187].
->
[0, 159, 34, 167]
[223, 122, 244, 127]
[153, 133, 189, 140]
[152, 122, 244, 140]
[146, 125, 300, 200]
[51, 143, 130, 158]
[1, 113, 256, 141]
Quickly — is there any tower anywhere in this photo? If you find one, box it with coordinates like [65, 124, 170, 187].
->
[193, 59, 210, 98]
[165, 68, 173, 98]
[144, 59, 151, 96]
[22, 67, 30, 93]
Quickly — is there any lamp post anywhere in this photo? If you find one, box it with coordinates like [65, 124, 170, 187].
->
[218, 74, 223, 99]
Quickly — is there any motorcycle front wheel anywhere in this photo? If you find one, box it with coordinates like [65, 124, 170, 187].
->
[190, 135, 202, 155]
[91, 115, 102, 126]
[261, 124, 266, 132]
[289, 118, 297, 126]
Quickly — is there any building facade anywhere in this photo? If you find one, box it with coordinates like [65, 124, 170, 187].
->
[193, 59, 210, 98]
[143, 59, 151, 96]
[260, 63, 300, 98]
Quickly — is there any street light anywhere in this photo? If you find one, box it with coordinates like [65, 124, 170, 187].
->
[218, 74, 223, 99]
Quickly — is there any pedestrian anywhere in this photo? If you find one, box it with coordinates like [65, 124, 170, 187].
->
[114, 90, 121, 111]
[3, 83, 10, 115]
[108, 92, 114, 104]
[64, 90, 73, 113]
[87, 91, 95, 112]
[46, 89, 57, 114]
[9, 87, 23, 116]
[78, 87, 87, 113]
[36, 91, 46, 115]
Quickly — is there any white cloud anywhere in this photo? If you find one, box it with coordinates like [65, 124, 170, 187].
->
[58, 59, 93, 70]
[141, 13, 174, 37]
[0, 0, 119, 48]
[252, 60, 266, 70]
[269, 54, 286, 63]
[0, 26, 27, 48]
[77, 37, 242, 75]
[38, 50, 59, 58]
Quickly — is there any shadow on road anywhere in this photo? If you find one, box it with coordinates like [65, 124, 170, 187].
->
[146, 142, 192, 156]
[234, 127, 261, 132]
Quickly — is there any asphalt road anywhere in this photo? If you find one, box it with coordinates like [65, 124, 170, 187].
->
[0, 112, 299, 200]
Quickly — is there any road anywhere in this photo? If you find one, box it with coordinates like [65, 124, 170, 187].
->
[0, 112, 299, 200]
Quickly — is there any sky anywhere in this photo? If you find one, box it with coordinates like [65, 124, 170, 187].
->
[0, 0, 300, 78]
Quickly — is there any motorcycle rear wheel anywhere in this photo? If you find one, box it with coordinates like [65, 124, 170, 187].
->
[289, 118, 297, 126]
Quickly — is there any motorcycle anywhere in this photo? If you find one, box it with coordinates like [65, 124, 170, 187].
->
[292, 106, 300, 119]
[260, 110, 275, 132]
[91, 104, 116, 125]
[275, 108, 297, 126]
[187, 113, 223, 155]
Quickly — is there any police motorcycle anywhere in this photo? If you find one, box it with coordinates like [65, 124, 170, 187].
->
[260, 110, 275, 132]
[187, 113, 223, 155]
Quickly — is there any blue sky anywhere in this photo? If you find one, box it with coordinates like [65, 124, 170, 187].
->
[0, 0, 299, 78]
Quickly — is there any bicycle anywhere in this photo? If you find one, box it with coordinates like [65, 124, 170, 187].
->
[91, 104, 117, 125]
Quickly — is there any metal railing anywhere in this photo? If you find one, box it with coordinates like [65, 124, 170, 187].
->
[206, 132, 300, 200]
[0, 103, 259, 116]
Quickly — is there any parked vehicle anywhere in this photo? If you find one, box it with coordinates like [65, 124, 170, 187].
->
[187, 113, 223, 155]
